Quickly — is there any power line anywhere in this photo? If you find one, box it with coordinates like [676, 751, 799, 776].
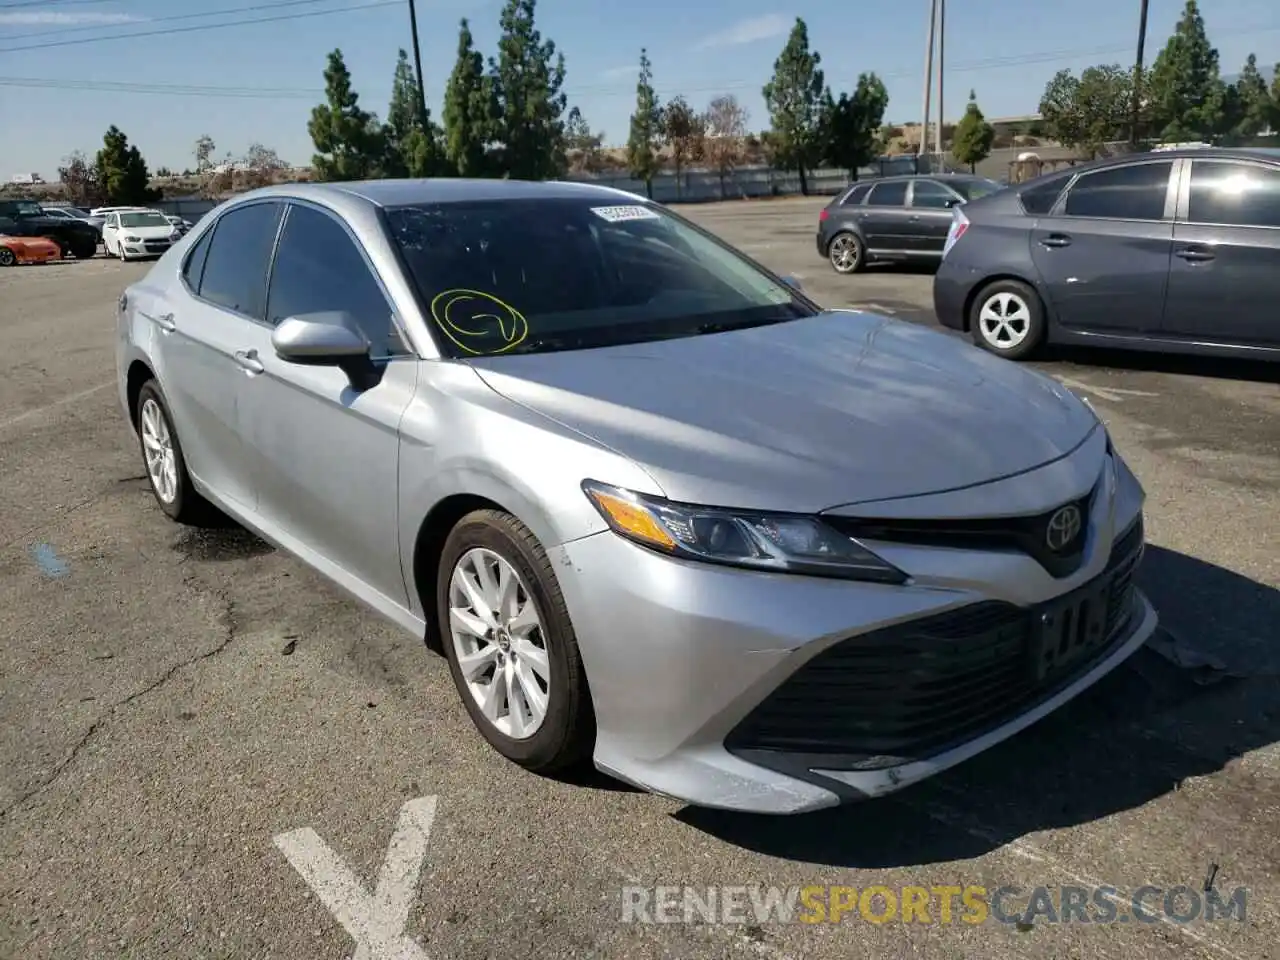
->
[0, 0, 122, 9]
[4, 0, 352, 40]
[0, 0, 404, 52]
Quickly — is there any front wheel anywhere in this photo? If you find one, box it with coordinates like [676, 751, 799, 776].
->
[0, 247, 15, 267]
[134, 380, 214, 524]
[437, 510, 594, 773]
[970, 279, 1047, 361]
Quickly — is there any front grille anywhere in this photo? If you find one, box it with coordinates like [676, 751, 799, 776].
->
[726, 515, 1144, 770]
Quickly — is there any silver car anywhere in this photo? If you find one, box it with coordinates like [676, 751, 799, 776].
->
[115, 179, 1158, 814]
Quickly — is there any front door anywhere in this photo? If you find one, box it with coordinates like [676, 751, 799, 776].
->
[1028, 159, 1175, 335]
[149, 201, 284, 511]
[236, 201, 415, 607]
[1162, 158, 1280, 347]
[905, 179, 961, 253]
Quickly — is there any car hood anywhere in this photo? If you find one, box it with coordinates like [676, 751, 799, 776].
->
[469, 310, 1098, 513]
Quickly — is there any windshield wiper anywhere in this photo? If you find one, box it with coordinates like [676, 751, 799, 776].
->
[695, 315, 794, 335]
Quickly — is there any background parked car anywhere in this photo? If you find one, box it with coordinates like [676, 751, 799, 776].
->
[816, 174, 1003, 275]
[933, 147, 1280, 362]
[164, 214, 194, 235]
[0, 199, 100, 259]
[0, 230, 62, 266]
[40, 204, 105, 234]
[102, 209, 183, 260]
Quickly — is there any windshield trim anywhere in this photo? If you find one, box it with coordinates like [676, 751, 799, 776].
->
[380, 196, 822, 360]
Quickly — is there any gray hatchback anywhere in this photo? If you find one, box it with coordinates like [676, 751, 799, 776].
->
[934, 147, 1280, 361]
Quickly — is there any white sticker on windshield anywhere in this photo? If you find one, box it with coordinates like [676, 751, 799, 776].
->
[590, 204, 660, 223]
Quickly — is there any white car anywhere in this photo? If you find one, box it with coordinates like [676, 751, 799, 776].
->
[102, 209, 183, 261]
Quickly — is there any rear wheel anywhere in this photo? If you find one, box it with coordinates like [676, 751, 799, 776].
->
[72, 237, 97, 259]
[970, 279, 1046, 361]
[827, 231, 866, 274]
[0, 247, 14, 267]
[437, 510, 594, 773]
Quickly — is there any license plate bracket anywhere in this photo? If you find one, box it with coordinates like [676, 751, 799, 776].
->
[1029, 575, 1114, 682]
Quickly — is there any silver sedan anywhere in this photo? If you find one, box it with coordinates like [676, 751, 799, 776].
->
[115, 179, 1157, 814]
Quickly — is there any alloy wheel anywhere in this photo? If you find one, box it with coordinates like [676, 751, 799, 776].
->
[447, 547, 551, 740]
[829, 234, 860, 273]
[978, 292, 1032, 349]
[139, 397, 178, 503]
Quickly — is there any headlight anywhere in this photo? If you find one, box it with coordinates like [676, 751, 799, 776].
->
[124, 235, 141, 242]
[581, 480, 907, 584]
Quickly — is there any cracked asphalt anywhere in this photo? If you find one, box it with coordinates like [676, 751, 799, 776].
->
[1, 198, 1278, 960]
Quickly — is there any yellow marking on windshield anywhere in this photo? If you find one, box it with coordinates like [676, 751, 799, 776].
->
[429, 289, 529, 355]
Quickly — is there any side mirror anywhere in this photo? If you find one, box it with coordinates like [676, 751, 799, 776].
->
[272, 313, 380, 390]
[780, 275, 804, 293]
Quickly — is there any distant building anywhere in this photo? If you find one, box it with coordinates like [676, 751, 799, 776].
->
[9, 173, 44, 185]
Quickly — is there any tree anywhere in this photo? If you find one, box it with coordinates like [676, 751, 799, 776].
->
[626, 49, 663, 197]
[821, 72, 888, 179]
[489, 0, 568, 180]
[564, 107, 604, 173]
[761, 18, 825, 195]
[194, 135, 216, 173]
[1272, 64, 1280, 132]
[57, 151, 102, 206]
[1146, 0, 1224, 141]
[951, 90, 995, 173]
[1038, 65, 1134, 158]
[239, 143, 287, 188]
[703, 95, 749, 197]
[1230, 54, 1272, 138]
[663, 95, 705, 197]
[308, 49, 385, 181]
[95, 126, 158, 205]
[443, 19, 495, 177]
[385, 48, 443, 177]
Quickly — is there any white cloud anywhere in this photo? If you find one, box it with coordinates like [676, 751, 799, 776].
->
[693, 14, 790, 50]
[0, 11, 147, 26]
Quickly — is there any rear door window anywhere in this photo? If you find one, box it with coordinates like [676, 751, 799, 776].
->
[910, 180, 959, 208]
[1186, 160, 1280, 228]
[1061, 162, 1173, 221]
[196, 202, 284, 320]
[866, 181, 908, 206]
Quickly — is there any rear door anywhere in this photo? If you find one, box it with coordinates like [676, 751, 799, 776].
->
[1162, 158, 1280, 347]
[150, 201, 285, 511]
[860, 180, 912, 254]
[1028, 159, 1175, 335]
[905, 179, 962, 253]
[822, 182, 872, 249]
[234, 200, 417, 606]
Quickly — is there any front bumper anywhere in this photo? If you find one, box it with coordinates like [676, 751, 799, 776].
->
[552, 449, 1154, 815]
[121, 241, 173, 258]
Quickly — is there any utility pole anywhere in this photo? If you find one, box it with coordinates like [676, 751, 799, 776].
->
[918, 0, 938, 161]
[408, 0, 429, 129]
[1131, 0, 1150, 145]
[935, 0, 945, 158]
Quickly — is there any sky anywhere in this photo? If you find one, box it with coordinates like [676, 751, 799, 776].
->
[1, 0, 1277, 177]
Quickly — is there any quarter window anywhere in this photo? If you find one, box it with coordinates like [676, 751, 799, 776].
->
[1186, 161, 1280, 228]
[196, 202, 283, 319]
[911, 180, 959, 208]
[1062, 162, 1172, 221]
[866, 181, 908, 206]
[183, 228, 214, 291]
[842, 183, 872, 205]
[1019, 173, 1072, 214]
[266, 204, 408, 356]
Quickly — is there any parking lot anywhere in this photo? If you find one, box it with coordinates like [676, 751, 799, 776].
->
[1, 195, 1277, 959]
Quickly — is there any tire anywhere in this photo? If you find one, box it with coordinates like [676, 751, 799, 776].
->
[72, 238, 97, 259]
[134, 380, 213, 524]
[437, 510, 594, 773]
[0, 247, 14, 267]
[969, 279, 1047, 361]
[117, 242, 128, 262]
[827, 231, 866, 274]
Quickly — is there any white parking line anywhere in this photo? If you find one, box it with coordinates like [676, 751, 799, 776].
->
[0, 381, 114, 433]
[1055, 375, 1160, 404]
[274, 796, 438, 960]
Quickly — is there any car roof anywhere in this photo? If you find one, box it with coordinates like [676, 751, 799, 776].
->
[238, 177, 642, 209]
[1029, 146, 1280, 182]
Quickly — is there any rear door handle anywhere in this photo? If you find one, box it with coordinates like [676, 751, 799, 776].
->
[1175, 247, 1215, 263]
[153, 312, 176, 333]
[1039, 234, 1072, 248]
[233, 349, 264, 375]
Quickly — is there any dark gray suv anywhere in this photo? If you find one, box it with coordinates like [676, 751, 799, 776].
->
[933, 148, 1280, 361]
[816, 174, 1002, 274]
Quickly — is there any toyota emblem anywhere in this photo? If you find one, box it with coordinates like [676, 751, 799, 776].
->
[1045, 504, 1083, 552]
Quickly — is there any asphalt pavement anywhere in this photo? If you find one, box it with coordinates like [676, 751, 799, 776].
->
[1, 199, 1278, 960]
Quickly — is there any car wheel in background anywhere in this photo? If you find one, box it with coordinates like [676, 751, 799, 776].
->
[73, 238, 97, 259]
[117, 242, 127, 262]
[827, 232, 866, 274]
[437, 509, 594, 774]
[0, 248, 14, 267]
[134, 380, 213, 524]
[970, 279, 1046, 361]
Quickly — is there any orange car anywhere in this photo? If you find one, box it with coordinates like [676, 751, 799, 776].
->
[0, 234, 61, 266]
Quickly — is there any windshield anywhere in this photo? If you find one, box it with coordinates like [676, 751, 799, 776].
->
[119, 212, 170, 228]
[65, 207, 90, 217]
[14, 200, 42, 216]
[384, 197, 815, 357]
[955, 179, 1003, 200]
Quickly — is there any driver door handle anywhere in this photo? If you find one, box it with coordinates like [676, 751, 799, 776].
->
[1039, 234, 1072, 248]
[233, 349, 264, 375]
[1175, 246, 1215, 263]
[154, 312, 176, 333]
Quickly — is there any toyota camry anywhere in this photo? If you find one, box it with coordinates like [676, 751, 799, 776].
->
[115, 179, 1156, 814]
